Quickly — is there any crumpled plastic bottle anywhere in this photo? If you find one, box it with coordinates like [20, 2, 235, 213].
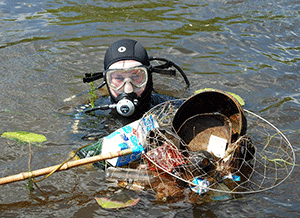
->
[190, 177, 210, 194]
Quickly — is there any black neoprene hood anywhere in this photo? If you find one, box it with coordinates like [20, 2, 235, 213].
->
[104, 39, 150, 70]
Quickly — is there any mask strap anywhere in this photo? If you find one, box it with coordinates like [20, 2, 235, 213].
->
[83, 72, 104, 83]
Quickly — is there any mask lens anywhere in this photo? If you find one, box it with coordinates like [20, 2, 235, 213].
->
[129, 68, 146, 85]
[106, 66, 148, 91]
[110, 71, 126, 88]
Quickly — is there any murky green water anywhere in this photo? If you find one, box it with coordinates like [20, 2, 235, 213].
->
[1, 0, 299, 217]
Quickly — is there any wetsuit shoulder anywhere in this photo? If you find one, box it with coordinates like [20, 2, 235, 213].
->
[150, 93, 177, 106]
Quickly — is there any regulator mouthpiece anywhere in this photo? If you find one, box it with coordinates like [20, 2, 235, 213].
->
[116, 98, 136, 117]
[114, 93, 139, 117]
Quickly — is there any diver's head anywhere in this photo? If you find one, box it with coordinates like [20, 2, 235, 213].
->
[104, 39, 153, 115]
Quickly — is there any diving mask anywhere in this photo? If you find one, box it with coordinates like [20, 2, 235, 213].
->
[105, 66, 148, 92]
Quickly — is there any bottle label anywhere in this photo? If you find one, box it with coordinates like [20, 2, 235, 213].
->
[101, 115, 159, 166]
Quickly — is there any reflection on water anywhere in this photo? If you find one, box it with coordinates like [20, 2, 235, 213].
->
[0, 0, 299, 217]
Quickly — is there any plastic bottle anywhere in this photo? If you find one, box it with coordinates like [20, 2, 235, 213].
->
[105, 167, 153, 191]
[105, 167, 152, 182]
[190, 177, 210, 194]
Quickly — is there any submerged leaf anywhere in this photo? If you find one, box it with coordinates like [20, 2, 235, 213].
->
[95, 196, 140, 209]
[1, 131, 47, 144]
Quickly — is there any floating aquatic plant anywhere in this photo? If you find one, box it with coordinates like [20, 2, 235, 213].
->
[1, 131, 47, 145]
[1, 131, 47, 189]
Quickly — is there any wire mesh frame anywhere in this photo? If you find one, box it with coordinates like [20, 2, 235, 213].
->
[136, 99, 295, 194]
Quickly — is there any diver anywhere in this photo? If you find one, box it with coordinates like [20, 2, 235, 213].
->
[74, 39, 190, 167]
[81, 38, 190, 119]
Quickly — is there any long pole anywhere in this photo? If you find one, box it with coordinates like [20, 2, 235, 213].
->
[0, 148, 134, 185]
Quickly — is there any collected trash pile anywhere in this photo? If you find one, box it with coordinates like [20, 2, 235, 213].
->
[0, 90, 294, 208]
[79, 90, 295, 203]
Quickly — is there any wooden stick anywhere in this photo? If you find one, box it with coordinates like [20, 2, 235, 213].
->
[0, 148, 134, 185]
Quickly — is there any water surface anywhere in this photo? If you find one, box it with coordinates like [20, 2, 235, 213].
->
[1, 0, 299, 217]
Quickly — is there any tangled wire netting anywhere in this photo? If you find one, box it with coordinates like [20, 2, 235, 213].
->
[104, 99, 296, 201]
